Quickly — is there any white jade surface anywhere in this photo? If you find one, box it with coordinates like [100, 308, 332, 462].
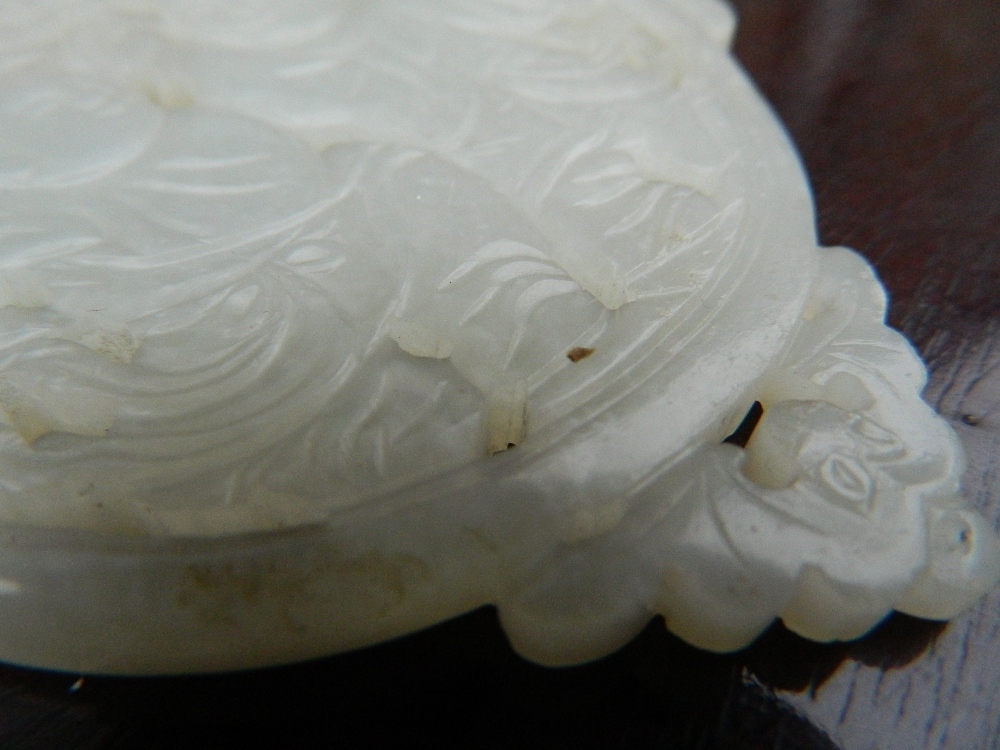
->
[0, 0, 997, 673]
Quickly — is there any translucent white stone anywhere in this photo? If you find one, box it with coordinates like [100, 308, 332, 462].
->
[0, 0, 996, 673]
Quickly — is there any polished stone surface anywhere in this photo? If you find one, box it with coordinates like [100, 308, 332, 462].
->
[0, 0, 998, 746]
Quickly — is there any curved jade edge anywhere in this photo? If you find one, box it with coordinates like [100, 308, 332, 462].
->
[499, 246, 1000, 665]
[0, 246, 993, 675]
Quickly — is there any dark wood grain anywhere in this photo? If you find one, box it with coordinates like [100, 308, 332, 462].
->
[1, 2, 998, 748]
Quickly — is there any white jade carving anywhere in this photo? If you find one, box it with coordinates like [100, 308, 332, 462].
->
[0, 0, 997, 673]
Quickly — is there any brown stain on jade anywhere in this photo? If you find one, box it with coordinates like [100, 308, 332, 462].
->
[567, 347, 595, 363]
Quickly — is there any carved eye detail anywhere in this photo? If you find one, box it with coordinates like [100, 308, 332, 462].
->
[817, 454, 874, 514]
[850, 416, 907, 460]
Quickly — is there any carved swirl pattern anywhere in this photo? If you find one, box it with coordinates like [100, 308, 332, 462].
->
[0, 0, 776, 531]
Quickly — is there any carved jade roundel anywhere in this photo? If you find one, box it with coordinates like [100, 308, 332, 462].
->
[0, 0, 997, 673]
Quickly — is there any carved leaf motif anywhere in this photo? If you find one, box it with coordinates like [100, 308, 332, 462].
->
[817, 454, 874, 514]
[435, 238, 604, 376]
[0, 105, 366, 507]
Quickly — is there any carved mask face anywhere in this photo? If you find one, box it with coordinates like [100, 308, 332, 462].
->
[744, 400, 922, 518]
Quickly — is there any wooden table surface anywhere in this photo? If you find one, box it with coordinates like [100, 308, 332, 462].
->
[1, 1, 998, 748]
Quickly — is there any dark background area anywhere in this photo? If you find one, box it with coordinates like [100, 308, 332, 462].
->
[2, 1, 999, 747]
